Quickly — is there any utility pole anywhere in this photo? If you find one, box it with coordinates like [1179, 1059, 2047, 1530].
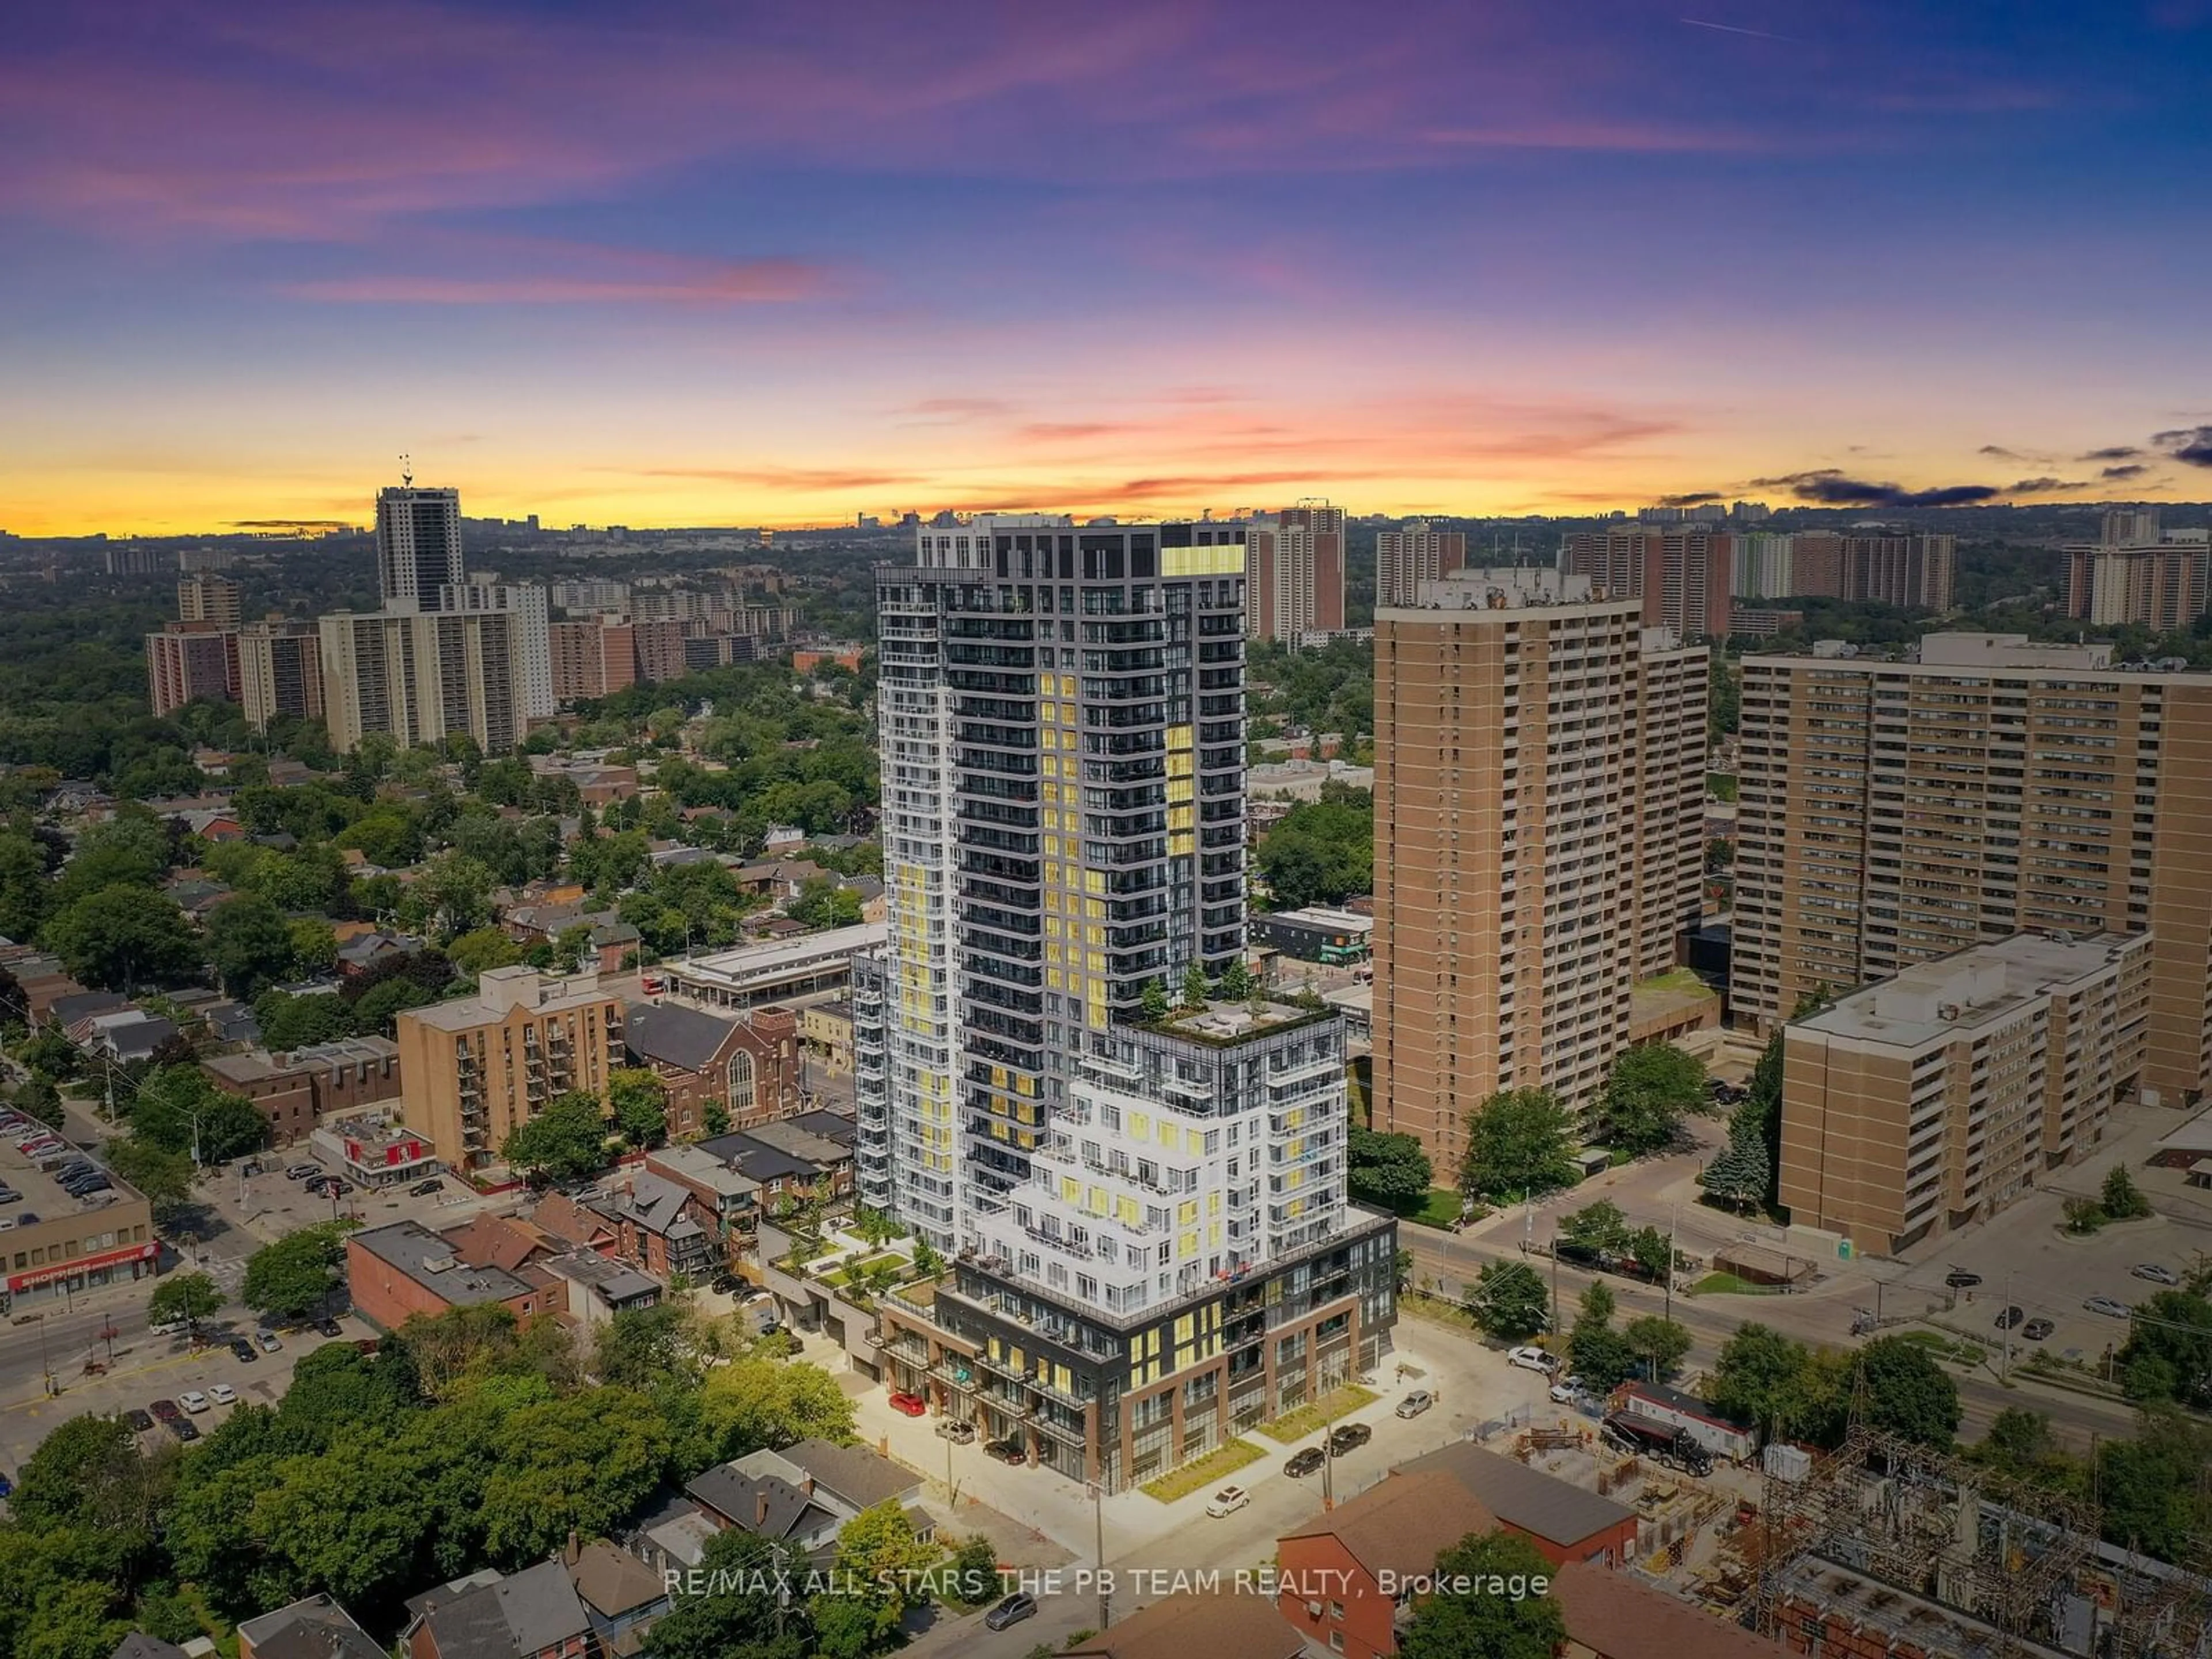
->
[2002, 1270, 2013, 1381]
[1664, 1200, 1679, 1324]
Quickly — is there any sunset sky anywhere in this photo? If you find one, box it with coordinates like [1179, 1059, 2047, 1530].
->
[6, 0, 2212, 535]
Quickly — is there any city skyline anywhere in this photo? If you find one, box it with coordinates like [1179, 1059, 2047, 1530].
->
[10, 1, 2212, 535]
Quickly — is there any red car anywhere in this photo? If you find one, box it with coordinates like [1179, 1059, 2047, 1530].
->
[888, 1392, 927, 1417]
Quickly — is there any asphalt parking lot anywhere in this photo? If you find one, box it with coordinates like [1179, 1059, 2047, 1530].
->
[217, 1153, 507, 1249]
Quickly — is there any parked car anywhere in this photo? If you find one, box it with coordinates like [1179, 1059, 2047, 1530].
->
[1285, 1446, 1327, 1478]
[888, 1392, 928, 1418]
[1205, 1486, 1251, 1518]
[0, 1471, 10, 1498]
[148, 1399, 181, 1423]
[285, 1163, 321, 1180]
[1508, 1346, 1559, 1374]
[258, 1331, 282, 1353]
[1995, 1305, 2025, 1330]
[149, 1319, 188, 1339]
[1550, 1376, 1588, 1404]
[228, 1337, 258, 1362]
[2085, 1296, 2133, 1319]
[2022, 1318, 2055, 1341]
[313, 1317, 344, 1338]
[123, 1408, 154, 1431]
[2132, 1263, 2181, 1286]
[983, 1593, 1037, 1632]
[207, 1384, 237, 1406]
[409, 1178, 445, 1197]
[0, 1190, 19, 1205]
[934, 1419, 976, 1443]
[983, 1439, 1028, 1465]
[1396, 1389, 1435, 1418]
[168, 1419, 199, 1443]
[1327, 1421, 1372, 1455]
[178, 1391, 210, 1414]
[709, 1274, 741, 1296]
[1945, 1268, 1983, 1289]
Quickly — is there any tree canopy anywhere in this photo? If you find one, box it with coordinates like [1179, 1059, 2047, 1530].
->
[502, 1089, 613, 1183]
[1460, 1088, 1580, 1201]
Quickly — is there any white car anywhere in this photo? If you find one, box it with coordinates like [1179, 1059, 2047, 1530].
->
[149, 1319, 188, 1338]
[207, 1383, 237, 1406]
[1550, 1375, 1587, 1404]
[1508, 1345, 1560, 1375]
[178, 1391, 210, 1414]
[1205, 1486, 1251, 1518]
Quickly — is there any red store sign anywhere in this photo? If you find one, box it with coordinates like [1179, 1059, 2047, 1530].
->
[7, 1239, 160, 1293]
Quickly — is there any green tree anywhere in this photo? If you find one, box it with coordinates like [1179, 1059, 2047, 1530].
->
[609, 1067, 672, 1150]
[1346, 1126, 1433, 1209]
[645, 1526, 810, 1659]
[1699, 1121, 1769, 1214]
[1597, 1043, 1707, 1154]
[44, 885, 199, 993]
[787, 877, 863, 930]
[595, 1302, 702, 1390]
[401, 851, 497, 942]
[253, 988, 354, 1050]
[1568, 1281, 1639, 1391]
[104, 1137, 195, 1224]
[1853, 1335, 1961, 1448]
[1460, 1088, 1578, 1201]
[149, 1271, 225, 1341]
[10, 1412, 165, 1546]
[1140, 979, 1170, 1020]
[480, 1387, 673, 1563]
[202, 892, 296, 998]
[128, 1065, 267, 1162]
[2117, 1290, 2212, 1409]
[2095, 1408, 2212, 1565]
[502, 1089, 612, 1183]
[1624, 1315, 1693, 1381]
[1556, 1199, 1629, 1260]
[243, 1222, 350, 1324]
[445, 926, 523, 978]
[819, 1499, 941, 1655]
[349, 974, 441, 1036]
[1468, 1259, 1550, 1339]
[1624, 1225, 1673, 1283]
[0, 831, 52, 941]
[697, 1353, 859, 1457]
[1399, 1529, 1567, 1659]
[1707, 1323, 1813, 1437]
[286, 916, 339, 975]
[1972, 1408, 2083, 1490]
[948, 1533, 1003, 1605]
[1179, 961, 1209, 1009]
[1218, 957, 1256, 1000]
[2101, 1165, 2153, 1220]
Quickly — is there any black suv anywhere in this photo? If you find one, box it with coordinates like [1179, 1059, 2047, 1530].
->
[1327, 1422, 1373, 1455]
[1285, 1446, 1327, 1478]
[982, 1439, 1028, 1465]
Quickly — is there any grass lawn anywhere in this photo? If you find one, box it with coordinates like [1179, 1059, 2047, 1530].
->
[1394, 1187, 1468, 1229]
[1688, 1271, 1779, 1296]
[1398, 1290, 1482, 1332]
[1256, 1384, 1380, 1444]
[1138, 1437, 1264, 1502]
[1635, 966, 1710, 995]
[1898, 1328, 1991, 1366]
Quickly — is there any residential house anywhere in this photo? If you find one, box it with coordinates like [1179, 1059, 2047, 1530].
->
[621, 1000, 802, 1137]
[565, 1539, 671, 1657]
[501, 903, 639, 974]
[1066, 1594, 1313, 1659]
[611, 1171, 717, 1281]
[695, 1123, 850, 1215]
[768, 1438, 925, 1525]
[108, 1637, 195, 1659]
[404, 1559, 592, 1659]
[760, 824, 808, 853]
[236, 1594, 386, 1659]
[346, 1218, 554, 1332]
[530, 1191, 621, 1256]
[541, 1251, 663, 1329]
[678, 1438, 924, 1560]
[730, 858, 830, 901]
[1276, 1471, 1503, 1659]
[798, 1000, 854, 1074]
[336, 930, 421, 978]
[641, 1143, 760, 1262]
[79, 1010, 179, 1065]
[47, 989, 128, 1033]
[1391, 1442, 1639, 1567]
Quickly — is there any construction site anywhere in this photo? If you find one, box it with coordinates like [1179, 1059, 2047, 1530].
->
[1474, 1412, 2211, 1659]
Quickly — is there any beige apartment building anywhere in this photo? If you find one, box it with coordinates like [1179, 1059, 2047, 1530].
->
[318, 606, 526, 755]
[1733, 633, 2212, 1102]
[1376, 520, 1468, 609]
[393, 965, 623, 1171]
[1780, 931, 2150, 1252]
[236, 619, 323, 733]
[1372, 570, 1709, 1168]
[1247, 504, 1346, 641]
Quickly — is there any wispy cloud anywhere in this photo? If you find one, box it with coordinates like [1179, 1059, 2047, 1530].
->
[285, 258, 833, 306]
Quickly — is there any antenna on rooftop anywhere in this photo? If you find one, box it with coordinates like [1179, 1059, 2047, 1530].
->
[400, 453, 414, 488]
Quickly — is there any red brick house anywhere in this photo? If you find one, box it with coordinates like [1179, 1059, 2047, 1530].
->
[1277, 1471, 1501, 1659]
[1392, 1441, 1639, 1568]
[347, 1219, 551, 1332]
[403, 1559, 591, 1659]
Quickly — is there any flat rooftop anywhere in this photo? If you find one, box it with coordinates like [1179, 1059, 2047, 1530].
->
[1795, 930, 2144, 1050]
[670, 923, 887, 986]
[1151, 997, 1335, 1043]
[0, 1134, 142, 1221]
[349, 1218, 532, 1304]
[1259, 905, 1375, 933]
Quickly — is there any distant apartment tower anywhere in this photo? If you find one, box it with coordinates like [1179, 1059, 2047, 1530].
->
[374, 483, 466, 611]
[1559, 529, 1732, 638]
[1780, 931, 2150, 1253]
[2065, 535, 2209, 631]
[146, 622, 241, 717]
[548, 616, 689, 702]
[177, 571, 242, 627]
[1372, 570, 1710, 1165]
[1732, 532, 1795, 600]
[236, 620, 323, 733]
[395, 967, 622, 1171]
[1375, 520, 1468, 608]
[317, 607, 527, 755]
[1247, 504, 1345, 640]
[1787, 532, 1955, 609]
[438, 581, 552, 719]
[2104, 507, 2161, 547]
[1732, 634, 2212, 1103]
